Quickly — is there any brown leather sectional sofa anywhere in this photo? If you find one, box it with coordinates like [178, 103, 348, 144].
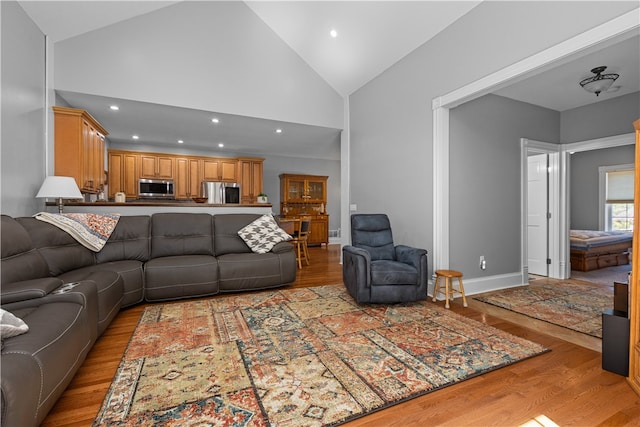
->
[0, 212, 297, 426]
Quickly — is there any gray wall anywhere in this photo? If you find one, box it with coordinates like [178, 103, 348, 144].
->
[561, 92, 640, 142]
[1, 1, 46, 217]
[564, 92, 639, 230]
[450, 94, 560, 277]
[349, 1, 636, 279]
[570, 145, 635, 229]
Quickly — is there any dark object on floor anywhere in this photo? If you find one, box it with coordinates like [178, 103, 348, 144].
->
[602, 309, 630, 376]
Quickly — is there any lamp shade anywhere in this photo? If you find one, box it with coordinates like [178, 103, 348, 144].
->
[36, 176, 83, 199]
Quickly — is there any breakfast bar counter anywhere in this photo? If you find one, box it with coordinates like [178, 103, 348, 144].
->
[45, 201, 273, 216]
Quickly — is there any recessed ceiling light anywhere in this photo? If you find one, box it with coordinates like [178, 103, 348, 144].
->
[132, 135, 139, 140]
[211, 118, 220, 124]
[218, 143, 224, 148]
[109, 105, 119, 111]
[275, 128, 283, 134]
[178, 139, 184, 144]
[329, 29, 338, 38]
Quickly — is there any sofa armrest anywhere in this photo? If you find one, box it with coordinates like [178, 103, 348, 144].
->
[271, 241, 294, 254]
[1, 277, 64, 305]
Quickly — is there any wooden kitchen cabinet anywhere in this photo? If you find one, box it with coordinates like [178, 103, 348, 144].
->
[106, 150, 264, 202]
[54, 106, 108, 193]
[239, 158, 264, 203]
[175, 157, 202, 200]
[107, 151, 138, 199]
[279, 174, 329, 246]
[140, 154, 174, 179]
[202, 158, 238, 182]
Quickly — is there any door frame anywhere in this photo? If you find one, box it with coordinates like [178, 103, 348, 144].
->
[520, 133, 634, 280]
[522, 142, 562, 279]
[432, 10, 638, 273]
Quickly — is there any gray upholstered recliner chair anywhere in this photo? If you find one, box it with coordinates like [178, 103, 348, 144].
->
[342, 214, 428, 304]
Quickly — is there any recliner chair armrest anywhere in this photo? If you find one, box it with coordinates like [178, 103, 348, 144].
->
[343, 245, 372, 263]
[1, 277, 64, 305]
[342, 245, 372, 287]
[394, 245, 428, 271]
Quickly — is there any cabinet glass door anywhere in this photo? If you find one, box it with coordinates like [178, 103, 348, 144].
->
[288, 180, 306, 200]
[307, 181, 324, 200]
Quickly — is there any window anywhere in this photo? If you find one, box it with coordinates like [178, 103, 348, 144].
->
[608, 202, 633, 231]
[600, 165, 634, 232]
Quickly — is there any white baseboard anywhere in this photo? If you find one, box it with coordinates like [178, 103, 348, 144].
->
[429, 272, 525, 299]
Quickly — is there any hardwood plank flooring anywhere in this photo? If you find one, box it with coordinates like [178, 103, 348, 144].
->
[42, 245, 640, 426]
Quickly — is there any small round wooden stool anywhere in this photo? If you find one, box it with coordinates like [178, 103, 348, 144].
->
[433, 269, 468, 309]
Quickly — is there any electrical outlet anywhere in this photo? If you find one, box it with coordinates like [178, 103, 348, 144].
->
[479, 256, 486, 270]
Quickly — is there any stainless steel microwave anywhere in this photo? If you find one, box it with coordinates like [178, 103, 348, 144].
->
[138, 179, 175, 199]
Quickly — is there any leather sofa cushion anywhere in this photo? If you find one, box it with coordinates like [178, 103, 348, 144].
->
[16, 217, 95, 276]
[74, 261, 145, 308]
[57, 270, 124, 336]
[217, 252, 296, 292]
[96, 215, 150, 263]
[144, 255, 218, 301]
[213, 214, 262, 256]
[1, 301, 93, 426]
[150, 213, 213, 258]
[1, 216, 50, 284]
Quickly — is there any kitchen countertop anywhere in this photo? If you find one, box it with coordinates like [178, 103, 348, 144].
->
[45, 201, 274, 215]
[49, 201, 272, 207]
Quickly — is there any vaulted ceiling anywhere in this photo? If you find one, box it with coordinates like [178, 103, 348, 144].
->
[18, 1, 640, 160]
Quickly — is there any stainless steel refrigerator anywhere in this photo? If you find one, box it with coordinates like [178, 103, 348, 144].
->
[201, 181, 240, 204]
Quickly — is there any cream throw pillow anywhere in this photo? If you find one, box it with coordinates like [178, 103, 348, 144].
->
[238, 214, 292, 254]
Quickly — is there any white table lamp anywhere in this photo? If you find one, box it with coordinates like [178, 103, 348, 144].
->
[36, 176, 83, 213]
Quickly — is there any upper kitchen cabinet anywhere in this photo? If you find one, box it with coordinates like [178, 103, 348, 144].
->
[53, 106, 108, 193]
[202, 158, 238, 182]
[139, 154, 175, 179]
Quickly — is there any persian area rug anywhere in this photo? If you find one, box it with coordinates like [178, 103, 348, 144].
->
[474, 281, 613, 338]
[94, 284, 548, 426]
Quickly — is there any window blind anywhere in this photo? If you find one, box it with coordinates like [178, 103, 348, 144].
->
[606, 169, 634, 203]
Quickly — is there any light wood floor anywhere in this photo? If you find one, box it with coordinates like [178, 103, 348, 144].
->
[42, 245, 640, 426]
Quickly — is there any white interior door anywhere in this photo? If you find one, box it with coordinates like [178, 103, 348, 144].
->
[528, 154, 549, 276]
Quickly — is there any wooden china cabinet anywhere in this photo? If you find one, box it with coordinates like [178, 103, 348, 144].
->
[279, 174, 329, 246]
[628, 117, 640, 395]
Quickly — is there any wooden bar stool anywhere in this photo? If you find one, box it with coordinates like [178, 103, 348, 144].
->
[433, 269, 468, 309]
